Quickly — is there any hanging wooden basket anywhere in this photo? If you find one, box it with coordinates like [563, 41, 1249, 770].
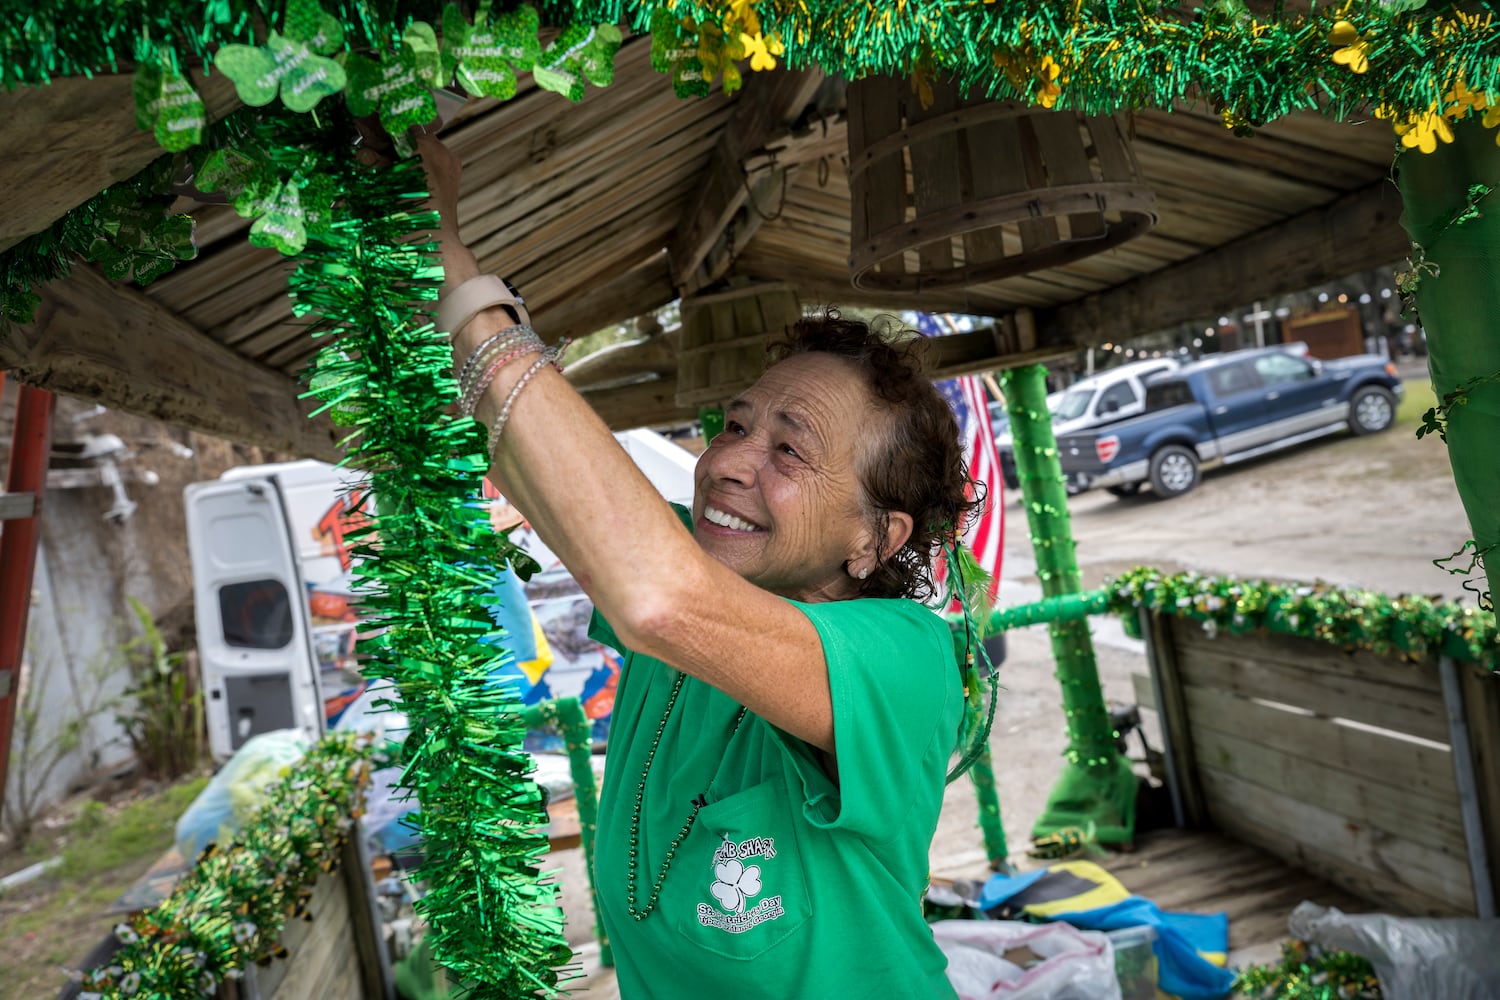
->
[674, 283, 802, 407]
[847, 76, 1157, 291]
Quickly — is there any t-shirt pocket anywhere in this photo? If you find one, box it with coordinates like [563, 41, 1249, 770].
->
[664, 777, 813, 961]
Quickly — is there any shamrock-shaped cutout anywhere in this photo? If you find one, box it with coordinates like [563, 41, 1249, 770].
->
[307, 349, 366, 426]
[247, 181, 308, 255]
[738, 31, 778, 72]
[1327, 20, 1372, 75]
[132, 56, 207, 152]
[194, 147, 271, 215]
[533, 23, 622, 103]
[344, 27, 444, 137]
[650, 9, 710, 98]
[85, 188, 198, 285]
[214, 0, 346, 112]
[710, 858, 762, 913]
[443, 2, 541, 100]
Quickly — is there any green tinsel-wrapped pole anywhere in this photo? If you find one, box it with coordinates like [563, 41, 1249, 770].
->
[966, 746, 1010, 868]
[998, 364, 1135, 845]
[987, 589, 1111, 633]
[1397, 116, 1500, 608]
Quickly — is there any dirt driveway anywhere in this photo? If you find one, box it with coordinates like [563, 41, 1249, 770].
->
[1048, 401, 1472, 602]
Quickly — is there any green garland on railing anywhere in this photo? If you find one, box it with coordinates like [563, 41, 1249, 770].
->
[281, 111, 572, 995]
[1233, 940, 1382, 999]
[76, 734, 372, 999]
[1108, 566, 1498, 671]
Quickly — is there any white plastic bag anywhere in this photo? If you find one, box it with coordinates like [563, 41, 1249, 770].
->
[175, 729, 309, 861]
[1288, 901, 1500, 1000]
[932, 920, 1123, 1000]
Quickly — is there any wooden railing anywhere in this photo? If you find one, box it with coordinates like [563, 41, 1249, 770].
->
[1137, 610, 1500, 918]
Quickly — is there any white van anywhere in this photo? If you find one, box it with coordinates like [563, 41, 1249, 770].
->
[184, 430, 698, 761]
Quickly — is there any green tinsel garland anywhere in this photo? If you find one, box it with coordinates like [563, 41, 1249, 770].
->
[280, 110, 572, 995]
[8, 1, 1500, 130]
[0, 152, 196, 326]
[77, 734, 372, 998]
[1234, 939, 1382, 999]
[1109, 566, 1498, 671]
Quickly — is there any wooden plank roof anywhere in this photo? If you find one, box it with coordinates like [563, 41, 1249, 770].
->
[0, 35, 1413, 454]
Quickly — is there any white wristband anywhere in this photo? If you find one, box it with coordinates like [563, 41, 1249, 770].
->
[437, 274, 528, 342]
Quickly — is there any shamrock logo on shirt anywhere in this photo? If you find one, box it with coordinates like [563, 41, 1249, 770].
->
[711, 858, 762, 913]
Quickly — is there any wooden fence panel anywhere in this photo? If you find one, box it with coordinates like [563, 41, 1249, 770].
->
[1181, 684, 1459, 801]
[1201, 768, 1473, 915]
[1171, 622, 1448, 744]
[1145, 611, 1489, 916]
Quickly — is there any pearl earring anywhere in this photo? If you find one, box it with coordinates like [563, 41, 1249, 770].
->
[857, 568, 869, 580]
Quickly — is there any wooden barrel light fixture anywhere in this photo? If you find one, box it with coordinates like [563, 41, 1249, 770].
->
[847, 75, 1158, 291]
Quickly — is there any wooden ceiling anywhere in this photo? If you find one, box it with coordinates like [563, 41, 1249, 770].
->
[0, 34, 1412, 460]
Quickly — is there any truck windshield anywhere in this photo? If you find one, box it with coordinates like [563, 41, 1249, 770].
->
[1145, 381, 1195, 411]
[1054, 388, 1095, 420]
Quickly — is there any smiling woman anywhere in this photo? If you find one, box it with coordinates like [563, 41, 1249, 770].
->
[418, 130, 985, 998]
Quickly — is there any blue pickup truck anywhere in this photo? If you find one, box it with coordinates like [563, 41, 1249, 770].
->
[1056, 347, 1405, 499]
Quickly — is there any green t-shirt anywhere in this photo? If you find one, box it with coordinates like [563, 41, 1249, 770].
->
[589, 559, 962, 998]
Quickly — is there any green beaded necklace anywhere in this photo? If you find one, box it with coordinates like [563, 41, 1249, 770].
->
[626, 671, 749, 921]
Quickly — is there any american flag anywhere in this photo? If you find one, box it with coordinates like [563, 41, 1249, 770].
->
[914, 313, 1006, 602]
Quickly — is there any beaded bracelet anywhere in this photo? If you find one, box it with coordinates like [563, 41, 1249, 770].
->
[487, 353, 553, 460]
[455, 324, 532, 389]
[460, 344, 541, 418]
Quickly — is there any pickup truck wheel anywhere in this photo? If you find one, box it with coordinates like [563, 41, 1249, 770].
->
[1106, 483, 1142, 498]
[1349, 386, 1397, 435]
[1149, 445, 1200, 498]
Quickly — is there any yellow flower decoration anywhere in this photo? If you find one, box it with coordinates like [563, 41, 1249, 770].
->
[911, 67, 935, 110]
[728, 0, 761, 37]
[1396, 107, 1455, 154]
[1446, 78, 1489, 120]
[1327, 19, 1371, 75]
[740, 31, 777, 71]
[1035, 55, 1062, 108]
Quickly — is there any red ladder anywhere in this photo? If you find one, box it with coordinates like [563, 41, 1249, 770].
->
[0, 375, 56, 820]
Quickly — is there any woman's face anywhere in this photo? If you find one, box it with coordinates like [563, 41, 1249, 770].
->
[693, 353, 884, 603]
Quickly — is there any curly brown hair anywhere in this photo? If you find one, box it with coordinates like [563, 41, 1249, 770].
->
[766, 310, 984, 601]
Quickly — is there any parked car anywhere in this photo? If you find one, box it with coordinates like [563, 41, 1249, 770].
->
[995, 360, 1179, 488]
[1055, 347, 1404, 499]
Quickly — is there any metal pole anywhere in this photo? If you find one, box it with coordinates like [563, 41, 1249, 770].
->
[0, 383, 56, 821]
[1439, 655, 1497, 918]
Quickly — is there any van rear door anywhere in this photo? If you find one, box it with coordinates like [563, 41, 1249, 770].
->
[184, 476, 323, 761]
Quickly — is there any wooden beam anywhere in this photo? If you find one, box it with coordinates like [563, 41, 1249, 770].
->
[565, 335, 676, 390]
[1042, 180, 1408, 348]
[3, 265, 342, 462]
[578, 376, 701, 430]
[670, 68, 825, 291]
[0, 70, 241, 253]
[576, 319, 1072, 431]
[532, 252, 677, 345]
